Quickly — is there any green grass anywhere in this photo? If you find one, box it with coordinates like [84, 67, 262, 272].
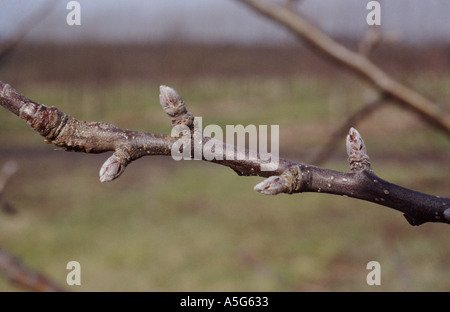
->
[0, 75, 449, 291]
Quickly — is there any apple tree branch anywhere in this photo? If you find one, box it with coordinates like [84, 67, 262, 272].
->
[0, 81, 448, 226]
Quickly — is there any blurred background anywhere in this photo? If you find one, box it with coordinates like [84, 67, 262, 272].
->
[0, 0, 449, 291]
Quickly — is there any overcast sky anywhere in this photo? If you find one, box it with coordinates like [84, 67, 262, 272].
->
[1, 0, 450, 45]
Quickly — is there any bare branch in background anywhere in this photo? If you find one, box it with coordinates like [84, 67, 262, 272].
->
[358, 27, 401, 56]
[0, 0, 57, 62]
[0, 161, 19, 215]
[311, 95, 387, 165]
[0, 246, 66, 292]
[0, 162, 65, 291]
[357, 0, 401, 56]
[235, 0, 450, 137]
[0, 81, 448, 226]
[283, 0, 301, 11]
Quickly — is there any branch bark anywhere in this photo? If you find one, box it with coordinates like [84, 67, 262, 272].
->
[235, 0, 450, 137]
[0, 81, 448, 226]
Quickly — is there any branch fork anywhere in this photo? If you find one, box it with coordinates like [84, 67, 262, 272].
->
[254, 128, 372, 196]
[236, 0, 450, 136]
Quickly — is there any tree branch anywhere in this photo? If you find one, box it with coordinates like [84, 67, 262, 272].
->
[0, 0, 57, 63]
[235, 0, 450, 137]
[0, 245, 66, 292]
[0, 81, 448, 226]
[0, 161, 19, 214]
[311, 94, 387, 165]
[0, 161, 64, 291]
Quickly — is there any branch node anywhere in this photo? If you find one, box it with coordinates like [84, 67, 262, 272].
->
[18, 101, 68, 141]
[346, 127, 371, 171]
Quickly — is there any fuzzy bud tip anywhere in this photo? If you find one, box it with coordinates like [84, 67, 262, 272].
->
[346, 127, 370, 171]
[346, 127, 366, 156]
[254, 176, 287, 195]
[444, 208, 450, 222]
[159, 85, 186, 118]
[99, 154, 127, 183]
